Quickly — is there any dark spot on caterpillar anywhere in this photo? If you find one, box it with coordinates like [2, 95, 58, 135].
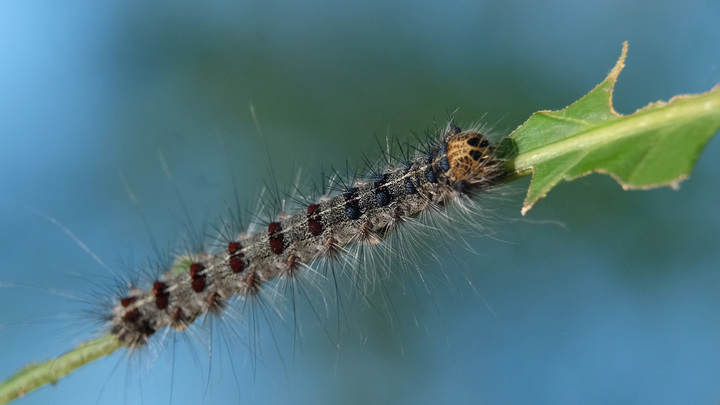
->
[307, 203, 323, 236]
[343, 188, 361, 220]
[439, 142, 450, 173]
[402, 164, 418, 194]
[122, 308, 139, 323]
[229, 256, 245, 273]
[114, 312, 154, 346]
[375, 191, 390, 206]
[469, 149, 485, 161]
[190, 263, 206, 293]
[405, 180, 417, 194]
[191, 278, 206, 293]
[137, 320, 156, 339]
[425, 167, 438, 183]
[466, 137, 480, 147]
[373, 174, 392, 207]
[425, 152, 439, 183]
[153, 281, 169, 310]
[268, 222, 284, 254]
[120, 296, 136, 307]
[228, 242, 245, 273]
[189, 263, 204, 277]
[345, 205, 361, 220]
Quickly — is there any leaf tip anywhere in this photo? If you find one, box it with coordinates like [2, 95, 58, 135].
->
[608, 41, 628, 82]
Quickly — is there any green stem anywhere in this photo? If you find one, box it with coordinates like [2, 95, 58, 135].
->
[0, 334, 123, 404]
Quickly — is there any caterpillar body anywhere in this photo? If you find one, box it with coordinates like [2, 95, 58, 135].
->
[111, 124, 503, 348]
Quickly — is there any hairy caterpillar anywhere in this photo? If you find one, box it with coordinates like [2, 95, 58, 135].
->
[110, 123, 503, 349]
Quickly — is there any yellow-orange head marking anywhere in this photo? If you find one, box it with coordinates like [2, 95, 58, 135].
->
[444, 131, 497, 183]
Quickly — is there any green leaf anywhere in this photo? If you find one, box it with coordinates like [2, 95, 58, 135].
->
[502, 42, 720, 215]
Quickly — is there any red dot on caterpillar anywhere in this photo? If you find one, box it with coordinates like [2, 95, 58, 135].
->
[307, 204, 323, 236]
[268, 222, 284, 254]
[189, 263, 206, 293]
[227, 241, 246, 273]
[153, 281, 170, 309]
[120, 296, 136, 308]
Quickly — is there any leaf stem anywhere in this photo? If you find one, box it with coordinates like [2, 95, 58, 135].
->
[0, 335, 123, 404]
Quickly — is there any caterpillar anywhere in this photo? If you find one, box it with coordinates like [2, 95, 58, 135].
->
[112, 123, 503, 348]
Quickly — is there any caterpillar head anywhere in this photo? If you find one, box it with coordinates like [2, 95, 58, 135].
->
[443, 130, 500, 186]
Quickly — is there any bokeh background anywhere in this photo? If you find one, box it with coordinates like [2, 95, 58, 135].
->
[2, 1, 720, 404]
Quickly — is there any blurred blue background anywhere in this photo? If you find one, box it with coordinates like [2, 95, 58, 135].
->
[1, 1, 720, 404]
